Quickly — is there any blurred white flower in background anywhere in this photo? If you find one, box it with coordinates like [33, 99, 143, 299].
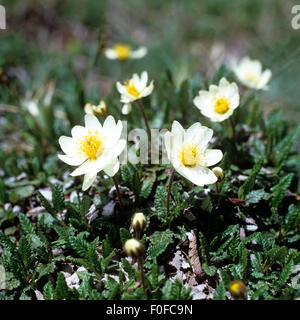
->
[233, 56, 272, 90]
[104, 44, 147, 61]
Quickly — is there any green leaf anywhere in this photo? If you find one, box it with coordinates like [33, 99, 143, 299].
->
[238, 157, 264, 199]
[37, 191, 55, 215]
[19, 213, 35, 235]
[121, 258, 135, 279]
[69, 236, 90, 259]
[147, 229, 174, 260]
[271, 173, 293, 209]
[52, 183, 65, 211]
[213, 63, 228, 84]
[278, 259, 294, 288]
[17, 236, 32, 266]
[54, 272, 69, 300]
[203, 265, 217, 277]
[36, 262, 55, 279]
[245, 189, 269, 206]
[213, 281, 226, 300]
[154, 185, 167, 221]
[119, 228, 131, 246]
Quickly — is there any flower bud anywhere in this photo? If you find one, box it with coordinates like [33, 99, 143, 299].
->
[212, 167, 224, 181]
[124, 239, 145, 259]
[84, 100, 107, 117]
[229, 280, 247, 300]
[132, 212, 146, 234]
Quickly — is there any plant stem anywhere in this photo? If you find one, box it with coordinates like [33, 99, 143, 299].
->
[215, 181, 219, 194]
[229, 116, 237, 143]
[138, 257, 149, 299]
[136, 99, 151, 145]
[166, 168, 175, 217]
[112, 176, 125, 216]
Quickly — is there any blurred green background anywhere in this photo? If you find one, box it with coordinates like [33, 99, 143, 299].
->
[0, 0, 299, 154]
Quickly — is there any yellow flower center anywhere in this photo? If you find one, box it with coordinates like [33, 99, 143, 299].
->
[78, 130, 103, 160]
[230, 282, 241, 294]
[114, 44, 131, 60]
[245, 72, 259, 85]
[214, 98, 229, 114]
[180, 143, 205, 167]
[125, 80, 140, 98]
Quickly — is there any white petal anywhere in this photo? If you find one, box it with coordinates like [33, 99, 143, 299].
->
[84, 114, 102, 131]
[176, 166, 217, 186]
[116, 82, 126, 94]
[171, 121, 185, 145]
[130, 47, 147, 59]
[122, 103, 132, 115]
[58, 136, 76, 156]
[70, 160, 96, 177]
[104, 48, 118, 59]
[71, 125, 86, 139]
[184, 124, 213, 150]
[58, 154, 86, 166]
[82, 172, 97, 191]
[193, 91, 214, 111]
[103, 116, 123, 146]
[203, 149, 223, 167]
[140, 81, 154, 97]
[163, 131, 173, 160]
[103, 158, 120, 177]
[258, 69, 272, 90]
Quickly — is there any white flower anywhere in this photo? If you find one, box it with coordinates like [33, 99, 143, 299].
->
[104, 44, 147, 61]
[116, 71, 154, 115]
[164, 121, 223, 186]
[233, 57, 272, 90]
[58, 115, 126, 191]
[84, 100, 107, 117]
[193, 78, 240, 122]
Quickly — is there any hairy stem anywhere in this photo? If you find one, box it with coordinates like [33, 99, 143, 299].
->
[229, 116, 237, 143]
[136, 99, 151, 145]
[138, 257, 149, 299]
[112, 176, 125, 216]
[166, 168, 175, 217]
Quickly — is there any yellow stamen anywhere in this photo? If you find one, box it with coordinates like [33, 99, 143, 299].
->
[114, 44, 131, 60]
[78, 130, 103, 160]
[245, 72, 259, 85]
[180, 143, 205, 167]
[214, 98, 229, 114]
[125, 79, 140, 98]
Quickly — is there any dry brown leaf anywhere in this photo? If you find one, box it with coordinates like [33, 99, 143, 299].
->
[187, 230, 205, 281]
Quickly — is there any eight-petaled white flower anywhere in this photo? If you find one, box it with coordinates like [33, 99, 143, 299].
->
[116, 71, 154, 115]
[58, 115, 126, 191]
[164, 121, 223, 186]
[104, 44, 147, 61]
[193, 78, 240, 122]
[233, 57, 272, 90]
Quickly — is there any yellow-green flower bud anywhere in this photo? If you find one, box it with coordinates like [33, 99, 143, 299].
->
[212, 167, 224, 181]
[132, 212, 146, 234]
[84, 100, 107, 117]
[229, 280, 247, 300]
[124, 239, 145, 258]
